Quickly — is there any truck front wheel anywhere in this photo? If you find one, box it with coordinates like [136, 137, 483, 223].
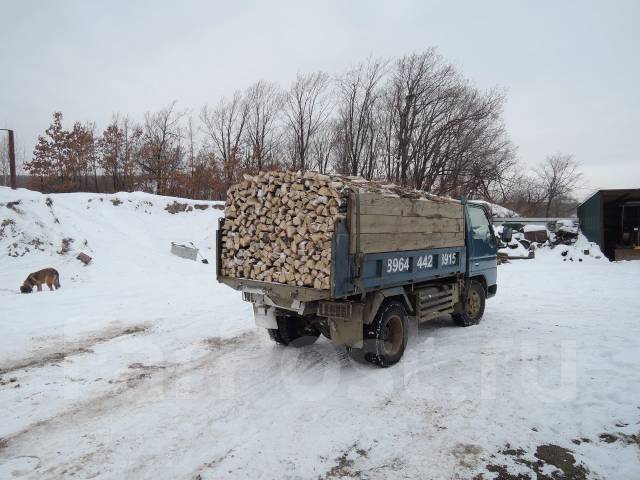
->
[350, 301, 408, 367]
[452, 280, 485, 327]
[267, 314, 320, 347]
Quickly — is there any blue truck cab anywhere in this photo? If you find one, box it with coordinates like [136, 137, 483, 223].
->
[217, 198, 501, 367]
[466, 202, 499, 298]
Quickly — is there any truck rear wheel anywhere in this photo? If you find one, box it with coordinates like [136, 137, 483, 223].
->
[452, 280, 485, 327]
[267, 314, 320, 347]
[350, 301, 408, 367]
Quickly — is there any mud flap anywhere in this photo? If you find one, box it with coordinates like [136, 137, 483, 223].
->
[328, 303, 364, 348]
[253, 304, 278, 329]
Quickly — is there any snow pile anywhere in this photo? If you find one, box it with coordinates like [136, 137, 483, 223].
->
[470, 199, 518, 217]
[0, 187, 245, 366]
[556, 219, 579, 234]
[0, 188, 223, 260]
[499, 238, 532, 259]
[495, 225, 535, 259]
[522, 224, 547, 233]
[551, 233, 605, 262]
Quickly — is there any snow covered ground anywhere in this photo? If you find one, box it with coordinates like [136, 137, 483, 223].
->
[1, 187, 639, 479]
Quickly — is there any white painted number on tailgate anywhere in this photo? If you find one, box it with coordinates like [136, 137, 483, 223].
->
[386, 257, 410, 273]
[441, 252, 458, 266]
[416, 255, 434, 269]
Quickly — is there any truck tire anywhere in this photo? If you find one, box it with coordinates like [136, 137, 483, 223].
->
[267, 314, 320, 347]
[350, 301, 408, 367]
[452, 280, 485, 327]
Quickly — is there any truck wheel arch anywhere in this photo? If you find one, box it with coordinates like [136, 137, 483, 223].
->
[364, 287, 413, 325]
[469, 275, 487, 296]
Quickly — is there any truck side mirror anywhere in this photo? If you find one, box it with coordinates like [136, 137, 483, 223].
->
[501, 226, 513, 243]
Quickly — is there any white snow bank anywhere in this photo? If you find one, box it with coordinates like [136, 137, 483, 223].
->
[547, 233, 605, 262]
[499, 239, 532, 259]
[0, 187, 247, 368]
[469, 199, 518, 217]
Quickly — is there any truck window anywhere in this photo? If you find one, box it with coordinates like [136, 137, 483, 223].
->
[469, 206, 490, 240]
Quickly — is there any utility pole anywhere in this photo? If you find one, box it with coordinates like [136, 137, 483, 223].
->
[0, 129, 17, 189]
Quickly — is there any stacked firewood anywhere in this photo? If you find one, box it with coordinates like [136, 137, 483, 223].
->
[220, 171, 346, 290]
[220, 170, 454, 290]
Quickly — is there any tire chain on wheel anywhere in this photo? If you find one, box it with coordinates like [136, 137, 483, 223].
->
[350, 301, 408, 368]
[452, 280, 485, 327]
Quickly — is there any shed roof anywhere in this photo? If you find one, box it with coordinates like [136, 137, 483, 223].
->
[578, 188, 640, 208]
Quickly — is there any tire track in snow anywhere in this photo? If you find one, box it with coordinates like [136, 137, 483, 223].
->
[0, 329, 259, 456]
[0, 324, 151, 375]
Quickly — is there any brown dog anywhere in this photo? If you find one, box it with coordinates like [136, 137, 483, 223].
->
[20, 268, 61, 293]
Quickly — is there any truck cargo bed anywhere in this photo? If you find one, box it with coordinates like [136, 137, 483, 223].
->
[217, 171, 465, 301]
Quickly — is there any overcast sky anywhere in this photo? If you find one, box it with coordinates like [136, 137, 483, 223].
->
[1, 0, 638, 197]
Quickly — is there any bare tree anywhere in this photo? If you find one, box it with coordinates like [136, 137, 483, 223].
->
[310, 120, 341, 174]
[201, 92, 248, 186]
[245, 80, 284, 171]
[99, 114, 125, 191]
[389, 50, 453, 185]
[20, 48, 522, 204]
[336, 58, 387, 176]
[120, 116, 143, 192]
[68, 121, 98, 192]
[534, 153, 583, 217]
[139, 102, 185, 194]
[499, 171, 546, 216]
[284, 72, 332, 171]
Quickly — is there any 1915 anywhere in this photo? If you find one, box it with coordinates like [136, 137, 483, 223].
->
[441, 252, 458, 266]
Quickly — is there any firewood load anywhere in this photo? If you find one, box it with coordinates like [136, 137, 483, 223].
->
[220, 171, 343, 290]
[219, 170, 462, 290]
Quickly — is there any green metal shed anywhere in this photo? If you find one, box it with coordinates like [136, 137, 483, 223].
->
[577, 189, 640, 260]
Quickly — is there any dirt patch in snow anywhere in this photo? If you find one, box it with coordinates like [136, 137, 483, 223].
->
[0, 218, 15, 239]
[598, 430, 640, 448]
[476, 443, 590, 480]
[165, 201, 193, 214]
[452, 443, 483, 469]
[319, 443, 370, 479]
[316, 443, 404, 480]
[0, 324, 150, 376]
[203, 331, 257, 351]
[534, 444, 589, 479]
[5, 200, 23, 214]
[57, 237, 74, 255]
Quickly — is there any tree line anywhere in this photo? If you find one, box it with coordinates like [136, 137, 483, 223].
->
[22, 49, 581, 215]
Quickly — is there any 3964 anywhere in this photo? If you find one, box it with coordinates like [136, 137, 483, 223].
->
[386, 257, 410, 273]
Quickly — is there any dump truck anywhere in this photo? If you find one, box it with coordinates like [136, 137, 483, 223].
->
[216, 171, 505, 367]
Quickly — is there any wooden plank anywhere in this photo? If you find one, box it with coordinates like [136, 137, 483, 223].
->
[359, 215, 463, 234]
[359, 232, 464, 253]
[358, 192, 463, 219]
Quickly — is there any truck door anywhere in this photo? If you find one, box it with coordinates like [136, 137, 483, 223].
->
[467, 204, 497, 279]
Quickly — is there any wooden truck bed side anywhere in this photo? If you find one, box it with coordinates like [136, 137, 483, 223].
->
[348, 191, 465, 255]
